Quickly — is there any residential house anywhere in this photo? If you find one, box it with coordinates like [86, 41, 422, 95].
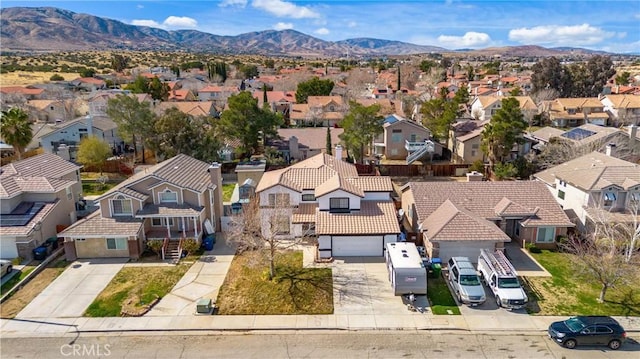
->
[253, 90, 296, 119]
[39, 116, 123, 159]
[154, 101, 217, 118]
[0, 86, 45, 101]
[400, 181, 574, 260]
[85, 91, 152, 117]
[174, 77, 207, 92]
[268, 127, 345, 162]
[0, 154, 82, 260]
[198, 85, 239, 105]
[547, 97, 608, 127]
[470, 95, 537, 124]
[448, 119, 487, 164]
[601, 94, 640, 126]
[59, 154, 224, 261]
[534, 151, 640, 231]
[255, 152, 400, 258]
[372, 114, 441, 162]
[70, 77, 107, 92]
[168, 89, 197, 102]
[26, 99, 70, 122]
[290, 96, 346, 127]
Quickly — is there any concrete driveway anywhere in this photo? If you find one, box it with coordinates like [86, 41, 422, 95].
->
[16, 258, 127, 318]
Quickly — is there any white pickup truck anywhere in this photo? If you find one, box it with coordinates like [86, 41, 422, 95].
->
[477, 249, 528, 310]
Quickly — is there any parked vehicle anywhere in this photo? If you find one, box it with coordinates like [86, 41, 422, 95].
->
[0, 259, 12, 277]
[447, 257, 486, 306]
[477, 249, 528, 310]
[548, 316, 627, 350]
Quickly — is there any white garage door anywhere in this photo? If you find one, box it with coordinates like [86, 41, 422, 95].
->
[0, 239, 18, 259]
[333, 236, 383, 257]
[437, 241, 497, 263]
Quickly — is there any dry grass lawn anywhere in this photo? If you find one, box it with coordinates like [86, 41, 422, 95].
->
[216, 250, 333, 315]
[0, 259, 69, 318]
[84, 265, 191, 317]
[0, 71, 79, 86]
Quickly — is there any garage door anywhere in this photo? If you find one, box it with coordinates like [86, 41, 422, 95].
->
[0, 239, 18, 259]
[333, 236, 383, 257]
[437, 241, 496, 263]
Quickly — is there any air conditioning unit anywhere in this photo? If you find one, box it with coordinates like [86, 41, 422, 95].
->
[196, 298, 213, 314]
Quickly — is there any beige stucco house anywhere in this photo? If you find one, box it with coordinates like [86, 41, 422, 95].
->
[59, 154, 224, 261]
[448, 120, 487, 164]
[400, 181, 574, 261]
[290, 96, 346, 127]
[372, 114, 438, 161]
[1, 154, 82, 260]
[546, 97, 608, 127]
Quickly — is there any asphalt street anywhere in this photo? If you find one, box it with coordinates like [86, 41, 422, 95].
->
[1, 331, 638, 359]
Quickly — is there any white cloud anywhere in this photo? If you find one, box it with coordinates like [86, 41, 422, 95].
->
[219, 0, 247, 7]
[252, 0, 320, 19]
[136, 5, 144, 9]
[273, 22, 294, 30]
[635, 13, 640, 19]
[437, 32, 491, 48]
[131, 16, 198, 30]
[314, 27, 329, 35]
[131, 19, 162, 28]
[163, 16, 198, 28]
[508, 24, 615, 46]
[347, 21, 357, 28]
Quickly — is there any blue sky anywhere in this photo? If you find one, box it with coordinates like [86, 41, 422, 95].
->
[4, 0, 640, 53]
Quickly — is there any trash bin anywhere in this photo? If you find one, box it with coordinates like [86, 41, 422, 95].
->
[202, 234, 215, 251]
[46, 237, 59, 250]
[33, 246, 48, 260]
[431, 263, 442, 278]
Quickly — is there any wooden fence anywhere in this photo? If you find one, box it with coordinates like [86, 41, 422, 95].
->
[378, 163, 470, 177]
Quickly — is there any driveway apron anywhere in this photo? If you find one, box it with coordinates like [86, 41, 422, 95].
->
[16, 258, 127, 318]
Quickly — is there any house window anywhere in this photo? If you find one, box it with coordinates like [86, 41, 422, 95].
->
[272, 216, 290, 235]
[557, 190, 565, 200]
[330, 198, 350, 213]
[471, 150, 477, 157]
[111, 195, 133, 216]
[409, 134, 417, 142]
[391, 129, 403, 143]
[159, 189, 178, 203]
[66, 187, 73, 200]
[536, 227, 555, 243]
[302, 194, 316, 201]
[106, 237, 127, 250]
[391, 148, 399, 156]
[603, 192, 616, 207]
[151, 218, 174, 227]
[630, 192, 640, 203]
[471, 144, 479, 150]
[268, 193, 290, 207]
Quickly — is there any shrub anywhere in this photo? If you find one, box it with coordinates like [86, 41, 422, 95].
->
[469, 160, 484, 173]
[146, 240, 164, 258]
[181, 238, 200, 255]
[525, 242, 542, 253]
[49, 74, 64, 81]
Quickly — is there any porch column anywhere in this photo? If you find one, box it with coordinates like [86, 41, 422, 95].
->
[165, 218, 171, 238]
[181, 217, 186, 238]
[193, 216, 198, 238]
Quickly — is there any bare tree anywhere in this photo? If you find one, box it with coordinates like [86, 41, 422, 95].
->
[227, 193, 306, 280]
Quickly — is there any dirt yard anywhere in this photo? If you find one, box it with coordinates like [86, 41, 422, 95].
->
[0, 259, 69, 318]
[0, 71, 79, 86]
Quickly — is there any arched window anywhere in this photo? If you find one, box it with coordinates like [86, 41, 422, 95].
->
[159, 189, 178, 203]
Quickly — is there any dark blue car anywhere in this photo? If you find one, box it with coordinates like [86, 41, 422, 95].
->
[548, 316, 627, 350]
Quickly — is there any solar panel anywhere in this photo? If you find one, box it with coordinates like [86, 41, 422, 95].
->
[0, 202, 45, 227]
[561, 128, 596, 141]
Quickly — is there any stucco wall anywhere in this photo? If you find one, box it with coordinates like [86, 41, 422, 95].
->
[317, 190, 361, 211]
[74, 237, 130, 258]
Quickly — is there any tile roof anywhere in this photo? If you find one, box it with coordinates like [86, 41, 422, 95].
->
[531, 127, 566, 143]
[60, 211, 143, 237]
[292, 203, 318, 223]
[407, 181, 573, 229]
[1, 153, 81, 179]
[155, 101, 214, 117]
[603, 94, 640, 109]
[96, 154, 214, 201]
[275, 127, 344, 152]
[534, 151, 639, 190]
[315, 174, 365, 198]
[307, 96, 344, 107]
[135, 203, 204, 217]
[421, 200, 511, 241]
[315, 201, 400, 235]
[0, 86, 45, 95]
[0, 201, 59, 236]
[256, 153, 360, 193]
[345, 176, 393, 192]
[114, 187, 149, 201]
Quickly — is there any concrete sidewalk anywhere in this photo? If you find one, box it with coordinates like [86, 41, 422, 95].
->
[2, 313, 639, 338]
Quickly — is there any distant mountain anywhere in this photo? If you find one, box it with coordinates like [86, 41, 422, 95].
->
[0, 6, 614, 57]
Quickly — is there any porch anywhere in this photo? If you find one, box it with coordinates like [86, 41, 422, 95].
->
[146, 228, 201, 241]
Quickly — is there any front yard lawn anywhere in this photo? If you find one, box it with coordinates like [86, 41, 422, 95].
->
[427, 275, 461, 315]
[222, 183, 235, 202]
[216, 250, 333, 315]
[84, 264, 191, 317]
[525, 250, 640, 316]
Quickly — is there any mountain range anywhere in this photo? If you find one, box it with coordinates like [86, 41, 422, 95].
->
[0, 7, 610, 57]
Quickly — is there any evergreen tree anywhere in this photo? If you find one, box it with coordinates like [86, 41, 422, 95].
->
[326, 127, 332, 155]
[480, 97, 527, 175]
[339, 101, 383, 163]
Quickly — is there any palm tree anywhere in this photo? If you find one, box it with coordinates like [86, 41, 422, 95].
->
[0, 108, 32, 160]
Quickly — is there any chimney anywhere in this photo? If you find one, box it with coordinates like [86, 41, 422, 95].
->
[86, 115, 93, 137]
[605, 143, 616, 157]
[57, 144, 70, 161]
[288, 136, 299, 161]
[629, 124, 638, 148]
[207, 162, 223, 232]
[334, 144, 343, 160]
[466, 170, 484, 182]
